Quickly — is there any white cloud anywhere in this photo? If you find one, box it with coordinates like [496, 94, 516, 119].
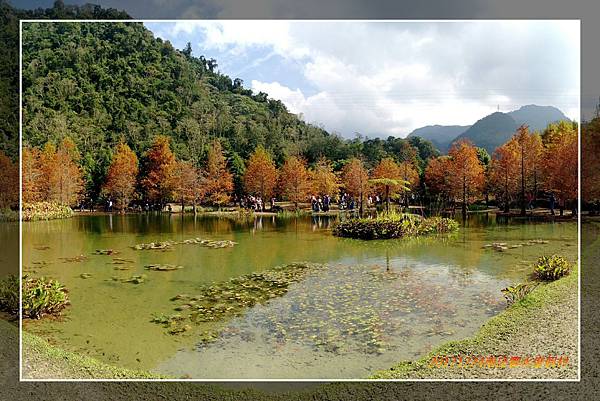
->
[150, 20, 580, 137]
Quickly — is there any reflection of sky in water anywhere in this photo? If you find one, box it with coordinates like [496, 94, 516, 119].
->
[20, 215, 578, 378]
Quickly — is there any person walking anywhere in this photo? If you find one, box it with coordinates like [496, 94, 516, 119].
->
[549, 192, 556, 216]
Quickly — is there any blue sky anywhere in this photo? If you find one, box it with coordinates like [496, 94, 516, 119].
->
[146, 21, 579, 138]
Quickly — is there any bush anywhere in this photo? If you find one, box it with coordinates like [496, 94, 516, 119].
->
[332, 214, 458, 240]
[533, 255, 571, 281]
[0, 274, 19, 315]
[22, 276, 70, 319]
[22, 202, 74, 221]
[501, 282, 539, 306]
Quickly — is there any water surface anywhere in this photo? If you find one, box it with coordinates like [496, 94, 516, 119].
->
[21, 213, 578, 379]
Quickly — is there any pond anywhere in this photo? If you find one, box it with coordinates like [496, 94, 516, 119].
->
[20, 213, 578, 379]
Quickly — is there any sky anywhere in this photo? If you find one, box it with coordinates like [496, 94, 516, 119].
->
[145, 20, 579, 138]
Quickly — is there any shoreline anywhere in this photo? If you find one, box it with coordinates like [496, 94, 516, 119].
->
[15, 263, 578, 380]
[371, 263, 579, 379]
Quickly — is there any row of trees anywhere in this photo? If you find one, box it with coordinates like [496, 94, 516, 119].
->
[19, 134, 421, 213]
[11, 120, 579, 216]
[425, 121, 578, 216]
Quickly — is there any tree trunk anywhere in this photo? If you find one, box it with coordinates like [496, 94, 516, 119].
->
[504, 175, 510, 213]
[462, 178, 467, 220]
[359, 192, 364, 217]
[385, 186, 390, 213]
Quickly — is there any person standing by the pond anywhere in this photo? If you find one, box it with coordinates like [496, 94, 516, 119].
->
[323, 195, 330, 212]
[549, 192, 556, 215]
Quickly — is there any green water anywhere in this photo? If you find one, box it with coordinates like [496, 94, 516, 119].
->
[20, 214, 578, 379]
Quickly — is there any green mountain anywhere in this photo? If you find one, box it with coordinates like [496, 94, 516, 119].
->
[453, 112, 519, 155]
[20, 17, 443, 201]
[407, 125, 470, 153]
[0, 0, 130, 159]
[21, 21, 355, 199]
[409, 105, 570, 155]
[508, 104, 568, 131]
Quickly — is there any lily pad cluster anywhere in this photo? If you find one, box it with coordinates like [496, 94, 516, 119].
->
[482, 239, 550, 252]
[132, 241, 176, 251]
[154, 262, 504, 356]
[152, 262, 325, 336]
[93, 249, 119, 255]
[132, 238, 237, 251]
[145, 264, 184, 271]
[212, 265, 489, 355]
[111, 274, 147, 284]
[59, 255, 88, 263]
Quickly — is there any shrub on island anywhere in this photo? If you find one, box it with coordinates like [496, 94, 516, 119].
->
[332, 214, 459, 240]
[22, 202, 74, 221]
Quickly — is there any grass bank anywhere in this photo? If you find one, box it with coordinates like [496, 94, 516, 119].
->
[372, 264, 579, 379]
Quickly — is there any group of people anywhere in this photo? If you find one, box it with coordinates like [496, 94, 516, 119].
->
[239, 195, 266, 211]
[339, 193, 355, 210]
[310, 195, 331, 212]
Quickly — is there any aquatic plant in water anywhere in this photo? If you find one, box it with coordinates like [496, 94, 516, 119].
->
[154, 262, 499, 356]
[152, 262, 325, 336]
[533, 255, 571, 281]
[22, 202, 73, 221]
[93, 249, 120, 255]
[111, 274, 147, 284]
[22, 275, 70, 319]
[145, 264, 184, 271]
[132, 238, 236, 250]
[482, 239, 550, 252]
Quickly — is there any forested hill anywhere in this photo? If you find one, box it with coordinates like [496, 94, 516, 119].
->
[23, 21, 338, 166]
[0, 0, 130, 159]
[21, 20, 442, 199]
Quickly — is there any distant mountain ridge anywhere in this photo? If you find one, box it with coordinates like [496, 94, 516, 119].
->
[406, 125, 470, 154]
[407, 105, 569, 154]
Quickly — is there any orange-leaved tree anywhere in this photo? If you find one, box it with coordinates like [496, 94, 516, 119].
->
[173, 160, 202, 212]
[310, 157, 339, 199]
[22, 146, 44, 204]
[489, 141, 519, 213]
[243, 146, 278, 203]
[447, 139, 485, 217]
[542, 121, 578, 215]
[278, 155, 311, 210]
[40, 138, 84, 207]
[342, 157, 370, 215]
[371, 157, 406, 212]
[102, 142, 139, 212]
[140, 135, 176, 209]
[202, 139, 233, 207]
[0, 151, 18, 209]
[507, 125, 544, 215]
[424, 156, 452, 199]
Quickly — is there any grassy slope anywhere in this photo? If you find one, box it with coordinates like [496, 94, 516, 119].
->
[372, 265, 579, 379]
